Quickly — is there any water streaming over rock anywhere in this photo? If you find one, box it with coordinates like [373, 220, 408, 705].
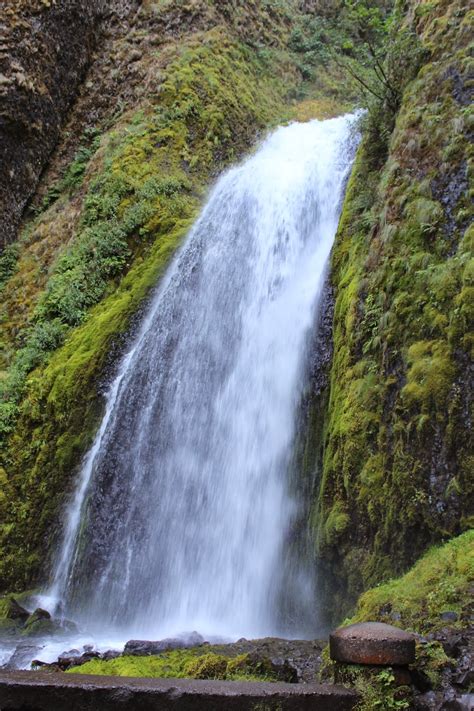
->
[48, 114, 360, 642]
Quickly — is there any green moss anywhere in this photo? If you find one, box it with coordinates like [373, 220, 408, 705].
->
[335, 665, 411, 711]
[414, 641, 451, 689]
[68, 649, 279, 682]
[401, 340, 455, 410]
[348, 531, 474, 633]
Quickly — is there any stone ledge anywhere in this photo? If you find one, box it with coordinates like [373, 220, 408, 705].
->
[0, 670, 358, 711]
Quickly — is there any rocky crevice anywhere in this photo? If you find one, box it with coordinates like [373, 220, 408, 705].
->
[0, 0, 109, 248]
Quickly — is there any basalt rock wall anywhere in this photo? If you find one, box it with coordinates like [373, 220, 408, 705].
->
[0, 0, 109, 248]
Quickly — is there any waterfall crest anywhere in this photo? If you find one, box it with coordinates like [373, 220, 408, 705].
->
[48, 114, 360, 641]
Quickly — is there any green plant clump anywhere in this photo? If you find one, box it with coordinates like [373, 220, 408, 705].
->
[68, 649, 279, 682]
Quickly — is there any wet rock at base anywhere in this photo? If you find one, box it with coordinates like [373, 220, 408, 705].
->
[3, 599, 30, 624]
[57, 650, 101, 670]
[3, 643, 43, 671]
[124, 631, 205, 656]
[20, 609, 78, 638]
[330, 622, 416, 666]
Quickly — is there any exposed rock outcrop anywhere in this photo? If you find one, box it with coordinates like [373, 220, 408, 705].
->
[0, 0, 105, 247]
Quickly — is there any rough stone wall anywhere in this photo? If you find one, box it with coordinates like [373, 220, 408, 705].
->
[0, 0, 104, 248]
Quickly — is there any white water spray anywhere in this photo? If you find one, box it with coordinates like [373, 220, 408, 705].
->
[47, 114, 360, 642]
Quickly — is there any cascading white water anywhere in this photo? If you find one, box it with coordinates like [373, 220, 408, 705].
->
[47, 113, 360, 642]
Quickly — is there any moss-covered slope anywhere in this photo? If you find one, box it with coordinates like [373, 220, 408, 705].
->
[350, 529, 473, 634]
[306, 0, 473, 617]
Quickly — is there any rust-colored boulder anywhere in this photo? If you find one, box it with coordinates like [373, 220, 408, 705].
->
[329, 622, 415, 666]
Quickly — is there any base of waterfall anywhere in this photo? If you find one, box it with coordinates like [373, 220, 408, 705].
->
[1, 624, 326, 683]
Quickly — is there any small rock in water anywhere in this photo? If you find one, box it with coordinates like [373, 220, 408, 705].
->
[57, 650, 100, 670]
[330, 621, 415, 666]
[60, 618, 79, 633]
[61, 648, 81, 657]
[26, 608, 51, 623]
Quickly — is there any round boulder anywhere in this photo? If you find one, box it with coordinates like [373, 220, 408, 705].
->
[329, 622, 415, 666]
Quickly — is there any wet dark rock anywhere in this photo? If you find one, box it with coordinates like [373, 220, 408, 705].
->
[59, 618, 79, 634]
[21, 608, 59, 637]
[330, 622, 416, 666]
[124, 632, 205, 656]
[411, 668, 435, 693]
[2, 599, 29, 623]
[415, 690, 438, 710]
[440, 612, 459, 623]
[3, 643, 43, 671]
[57, 650, 101, 670]
[25, 608, 50, 624]
[0, 0, 104, 247]
[414, 690, 474, 711]
[60, 649, 81, 658]
[454, 667, 474, 690]
[441, 694, 474, 711]
[31, 659, 52, 669]
[101, 649, 121, 661]
[433, 628, 468, 659]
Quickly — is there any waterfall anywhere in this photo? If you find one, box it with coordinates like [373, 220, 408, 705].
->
[48, 113, 360, 642]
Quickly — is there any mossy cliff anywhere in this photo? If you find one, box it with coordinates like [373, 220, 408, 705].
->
[0, 0, 335, 590]
[303, 0, 473, 618]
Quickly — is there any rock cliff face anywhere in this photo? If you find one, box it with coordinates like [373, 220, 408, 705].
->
[0, 0, 105, 248]
[301, 0, 473, 617]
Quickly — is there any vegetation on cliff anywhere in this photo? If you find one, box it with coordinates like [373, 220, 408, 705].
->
[301, 0, 473, 617]
[350, 530, 473, 634]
